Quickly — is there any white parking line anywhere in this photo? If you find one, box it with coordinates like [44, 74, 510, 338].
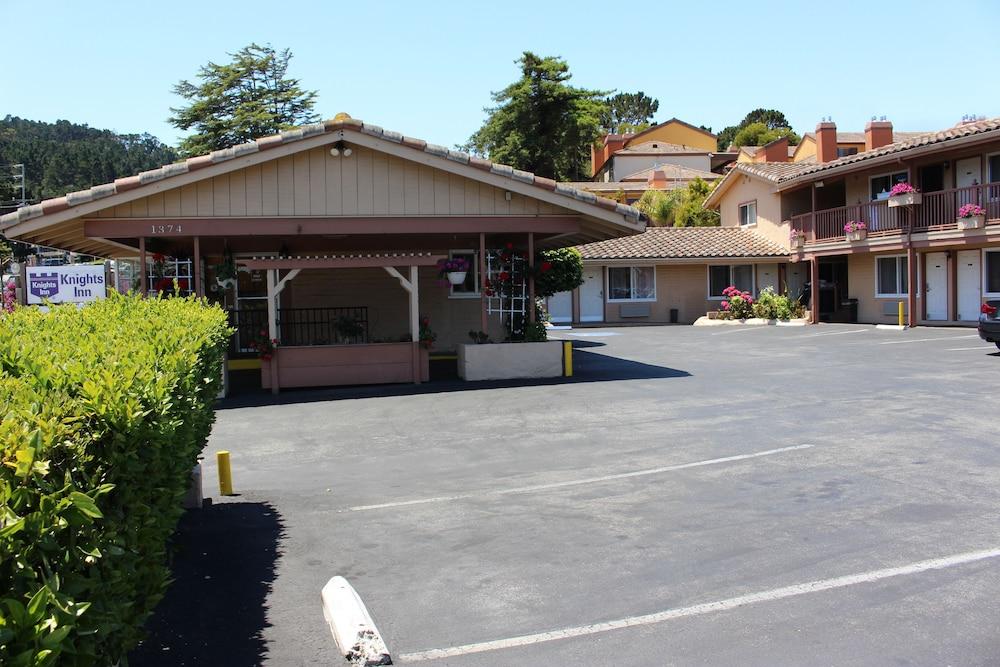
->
[945, 346, 996, 351]
[795, 328, 868, 338]
[880, 335, 978, 345]
[399, 547, 1000, 663]
[341, 445, 813, 512]
[710, 327, 767, 336]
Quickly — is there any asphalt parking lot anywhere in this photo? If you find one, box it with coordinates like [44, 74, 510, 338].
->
[133, 324, 1000, 666]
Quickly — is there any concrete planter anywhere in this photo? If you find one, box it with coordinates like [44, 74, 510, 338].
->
[957, 214, 985, 230]
[846, 229, 867, 242]
[694, 316, 809, 327]
[457, 341, 565, 381]
[888, 192, 922, 207]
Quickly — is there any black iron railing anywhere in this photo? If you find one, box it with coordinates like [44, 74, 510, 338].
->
[227, 307, 369, 356]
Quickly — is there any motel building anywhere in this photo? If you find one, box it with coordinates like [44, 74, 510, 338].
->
[0, 114, 643, 392]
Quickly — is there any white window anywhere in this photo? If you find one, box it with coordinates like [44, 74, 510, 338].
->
[876, 255, 909, 297]
[985, 250, 1000, 296]
[448, 250, 479, 298]
[738, 201, 757, 227]
[708, 264, 755, 299]
[607, 266, 656, 302]
[870, 171, 908, 200]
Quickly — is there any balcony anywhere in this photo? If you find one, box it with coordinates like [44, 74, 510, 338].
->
[790, 182, 1000, 243]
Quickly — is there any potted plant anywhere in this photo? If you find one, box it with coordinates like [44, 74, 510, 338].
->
[789, 229, 806, 249]
[418, 316, 436, 349]
[249, 328, 278, 361]
[957, 203, 987, 230]
[437, 257, 470, 286]
[214, 249, 237, 289]
[887, 182, 922, 207]
[844, 220, 867, 241]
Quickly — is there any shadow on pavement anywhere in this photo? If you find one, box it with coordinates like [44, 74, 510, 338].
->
[217, 345, 689, 409]
[130, 502, 284, 666]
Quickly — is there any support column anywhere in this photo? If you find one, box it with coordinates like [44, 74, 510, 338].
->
[409, 265, 421, 384]
[266, 269, 279, 394]
[193, 236, 203, 297]
[907, 245, 918, 328]
[479, 232, 488, 333]
[527, 232, 536, 324]
[138, 237, 148, 295]
[810, 256, 820, 325]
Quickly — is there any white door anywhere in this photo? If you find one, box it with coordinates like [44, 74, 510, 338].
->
[924, 252, 949, 320]
[956, 157, 982, 188]
[580, 268, 604, 322]
[546, 290, 572, 323]
[957, 250, 982, 321]
[757, 264, 779, 293]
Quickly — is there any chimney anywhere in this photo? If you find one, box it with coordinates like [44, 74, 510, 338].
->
[815, 119, 838, 164]
[647, 168, 668, 189]
[592, 134, 627, 177]
[865, 118, 893, 151]
[755, 136, 789, 163]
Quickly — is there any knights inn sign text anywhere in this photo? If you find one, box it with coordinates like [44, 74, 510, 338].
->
[26, 265, 107, 305]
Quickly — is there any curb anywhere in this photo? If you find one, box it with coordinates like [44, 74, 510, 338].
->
[875, 324, 909, 331]
[321, 576, 392, 665]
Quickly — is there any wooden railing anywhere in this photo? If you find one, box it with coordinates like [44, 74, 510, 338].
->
[790, 182, 1000, 243]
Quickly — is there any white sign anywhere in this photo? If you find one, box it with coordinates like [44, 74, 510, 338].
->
[26, 265, 107, 305]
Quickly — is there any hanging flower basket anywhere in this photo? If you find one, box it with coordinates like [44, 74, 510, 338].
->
[437, 257, 470, 286]
[887, 183, 922, 208]
[844, 221, 867, 242]
[789, 229, 805, 249]
[957, 203, 986, 230]
[446, 271, 467, 285]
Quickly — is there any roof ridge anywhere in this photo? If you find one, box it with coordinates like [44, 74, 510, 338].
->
[1, 116, 644, 228]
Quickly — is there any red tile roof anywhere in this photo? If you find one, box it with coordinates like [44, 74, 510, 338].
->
[1, 116, 643, 228]
[577, 226, 788, 260]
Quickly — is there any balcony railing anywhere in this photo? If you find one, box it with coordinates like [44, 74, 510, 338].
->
[790, 182, 1000, 243]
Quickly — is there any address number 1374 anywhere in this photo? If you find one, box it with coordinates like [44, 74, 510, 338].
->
[150, 224, 183, 234]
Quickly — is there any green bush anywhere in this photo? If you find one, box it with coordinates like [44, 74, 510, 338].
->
[749, 286, 802, 321]
[532, 247, 584, 298]
[0, 293, 230, 665]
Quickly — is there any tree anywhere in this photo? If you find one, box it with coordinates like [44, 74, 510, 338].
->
[730, 122, 801, 149]
[636, 178, 719, 227]
[717, 108, 798, 150]
[465, 52, 608, 181]
[601, 92, 659, 134]
[169, 43, 318, 157]
[635, 189, 681, 227]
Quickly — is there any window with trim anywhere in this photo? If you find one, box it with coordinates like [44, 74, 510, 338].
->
[985, 250, 1000, 296]
[837, 147, 859, 158]
[708, 264, 754, 298]
[876, 255, 909, 297]
[738, 201, 757, 227]
[989, 154, 1000, 183]
[871, 171, 908, 200]
[449, 250, 479, 297]
[607, 266, 656, 302]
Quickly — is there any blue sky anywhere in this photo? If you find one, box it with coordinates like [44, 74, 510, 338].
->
[4, 0, 1000, 149]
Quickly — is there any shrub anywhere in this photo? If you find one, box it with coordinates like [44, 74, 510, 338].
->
[0, 293, 230, 665]
[748, 286, 801, 321]
[718, 285, 754, 319]
[532, 247, 584, 298]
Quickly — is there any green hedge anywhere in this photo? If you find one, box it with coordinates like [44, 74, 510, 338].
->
[0, 293, 231, 665]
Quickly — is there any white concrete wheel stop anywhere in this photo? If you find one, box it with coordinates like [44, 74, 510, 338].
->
[321, 576, 392, 665]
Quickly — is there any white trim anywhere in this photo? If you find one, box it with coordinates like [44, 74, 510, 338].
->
[985, 151, 1000, 184]
[984, 248, 1000, 297]
[738, 200, 757, 227]
[605, 265, 657, 303]
[875, 254, 909, 298]
[706, 263, 756, 300]
[447, 248, 480, 299]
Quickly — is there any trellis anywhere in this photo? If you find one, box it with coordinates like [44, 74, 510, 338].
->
[485, 250, 529, 326]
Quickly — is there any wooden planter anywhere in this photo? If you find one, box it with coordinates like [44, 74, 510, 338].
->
[457, 341, 565, 381]
[846, 229, 867, 242]
[957, 214, 985, 230]
[261, 343, 429, 390]
[888, 192, 922, 207]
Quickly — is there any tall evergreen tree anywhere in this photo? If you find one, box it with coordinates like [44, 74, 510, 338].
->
[465, 52, 608, 181]
[169, 44, 319, 156]
[717, 108, 798, 150]
[601, 92, 659, 134]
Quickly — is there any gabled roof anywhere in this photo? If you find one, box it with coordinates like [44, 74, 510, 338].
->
[619, 163, 719, 182]
[1, 115, 644, 254]
[576, 226, 788, 260]
[624, 118, 717, 146]
[618, 140, 709, 155]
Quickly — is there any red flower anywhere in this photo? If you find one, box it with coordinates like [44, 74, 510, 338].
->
[541, 261, 553, 272]
[498, 271, 510, 282]
[152, 253, 165, 263]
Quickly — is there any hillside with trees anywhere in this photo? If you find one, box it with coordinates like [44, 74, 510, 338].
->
[0, 116, 178, 208]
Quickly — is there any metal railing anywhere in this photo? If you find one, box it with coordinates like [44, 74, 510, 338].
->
[227, 307, 369, 355]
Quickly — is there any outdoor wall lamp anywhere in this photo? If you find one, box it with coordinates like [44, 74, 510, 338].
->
[329, 140, 353, 157]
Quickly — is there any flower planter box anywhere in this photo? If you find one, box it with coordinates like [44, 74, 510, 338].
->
[846, 229, 867, 242]
[261, 342, 429, 389]
[790, 237, 804, 250]
[457, 341, 565, 381]
[888, 192, 922, 207]
[957, 214, 985, 230]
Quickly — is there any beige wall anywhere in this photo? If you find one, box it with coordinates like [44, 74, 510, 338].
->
[848, 251, 909, 324]
[279, 263, 506, 351]
[633, 123, 717, 152]
[97, 145, 568, 219]
[611, 153, 712, 180]
[718, 175, 789, 249]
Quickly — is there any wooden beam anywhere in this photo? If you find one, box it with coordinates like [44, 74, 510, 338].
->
[240, 254, 445, 270]
[383, 266, 413, 293]
[479, 232, 487, 333]
[139, 237, 148, 295]
[83, 216, 582, 239]
[528, 232, 535, 324]
[810, 256, 820, 325]
[193, 236, 202, 296]
[409, 265, 420, 384]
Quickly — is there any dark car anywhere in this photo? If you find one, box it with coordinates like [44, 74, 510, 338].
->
[980, 300, 1000, 350]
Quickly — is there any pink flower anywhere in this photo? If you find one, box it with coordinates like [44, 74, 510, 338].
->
[721, 300, 729, 309]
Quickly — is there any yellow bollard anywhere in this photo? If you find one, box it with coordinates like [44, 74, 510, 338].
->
[898, 301, 905, 327]
[217, 450, 233, 496]
[563, 340, 573, 377]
